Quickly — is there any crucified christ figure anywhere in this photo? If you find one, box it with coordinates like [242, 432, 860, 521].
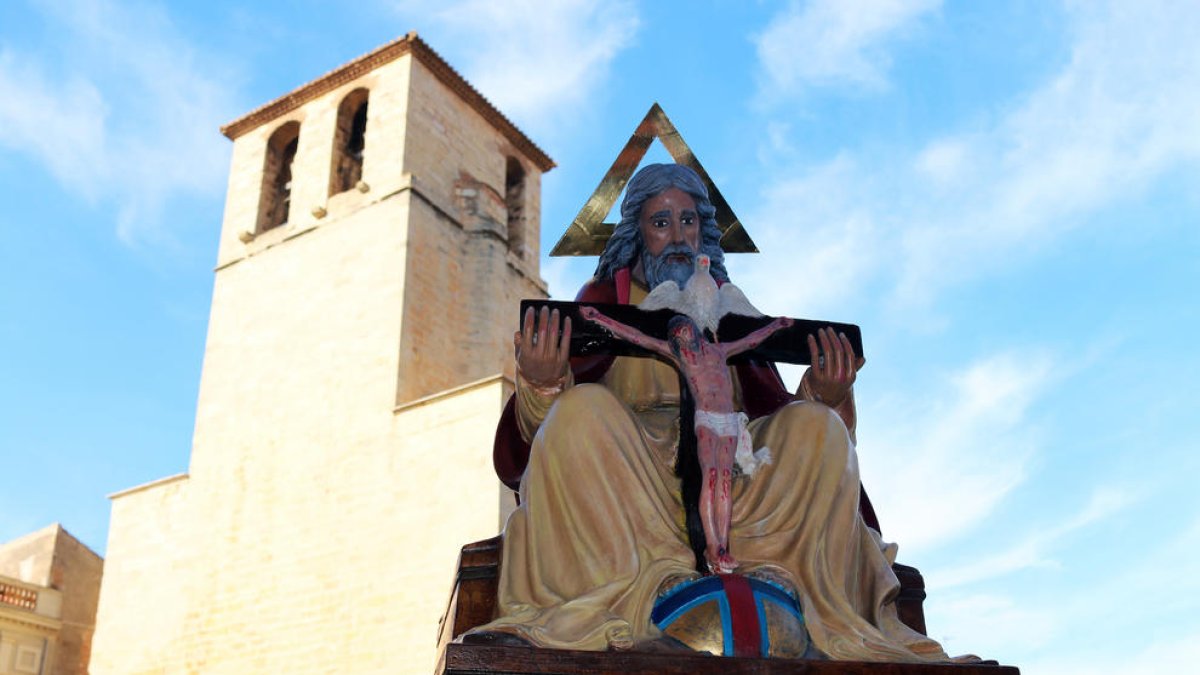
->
[579, 305, 793, 574]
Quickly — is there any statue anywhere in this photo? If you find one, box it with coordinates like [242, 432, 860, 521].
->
[468, 163, 955, 663]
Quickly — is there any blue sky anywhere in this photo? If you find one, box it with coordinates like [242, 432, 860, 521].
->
[1, 0, 1197, 671]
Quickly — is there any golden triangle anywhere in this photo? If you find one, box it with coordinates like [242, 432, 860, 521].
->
[550, 103, 758, 256]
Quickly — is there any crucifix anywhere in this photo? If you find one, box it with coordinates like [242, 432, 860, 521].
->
[522, 300, 863, 366]
[519, 299, 864, 574]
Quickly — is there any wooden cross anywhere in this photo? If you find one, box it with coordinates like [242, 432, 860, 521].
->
[519, 300, 863, 365]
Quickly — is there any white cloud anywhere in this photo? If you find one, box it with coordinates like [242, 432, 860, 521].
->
[912, 459, 1197, 664]
[927, 592, 1058, 660]
[927, 486, 1136, 591]
[754, 0, 941, 99]
[891, 0, 1200, 308]
[913, 138, 971, 186]
[1020, 629, 1200, 675]
[1099, 512, 1200, 613]
[0, 0, 240, 247]
[747, 1, 1200, 315]
[931, 512, 1200, 671]
[727, 153, 885, 319]
[858, 351, 1054, 555]
[399, 0, 640, 139]
[0, 51, 109, 199]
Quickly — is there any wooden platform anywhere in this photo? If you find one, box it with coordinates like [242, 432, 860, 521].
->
[439, 643, 1019, 675]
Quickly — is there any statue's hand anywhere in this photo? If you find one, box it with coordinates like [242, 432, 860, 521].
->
[515, 305, 573, 389]
[802, 327, 865, 408]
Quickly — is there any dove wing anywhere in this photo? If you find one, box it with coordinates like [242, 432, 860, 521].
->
[638, 281, 687, 313]
[717, 283, 764, 318]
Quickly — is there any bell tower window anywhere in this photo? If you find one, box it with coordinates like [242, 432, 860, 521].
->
[331, 89, 369, 195]
[505, 156, 526, 256]
[258, 121, 301, 232]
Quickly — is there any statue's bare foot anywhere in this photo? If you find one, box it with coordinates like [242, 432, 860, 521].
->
[706, 546, 740, 574]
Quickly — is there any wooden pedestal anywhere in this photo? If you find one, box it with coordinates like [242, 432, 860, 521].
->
[439, 644, 1019, 675]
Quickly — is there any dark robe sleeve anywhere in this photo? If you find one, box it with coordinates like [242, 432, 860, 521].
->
[492, 395, 527, 491]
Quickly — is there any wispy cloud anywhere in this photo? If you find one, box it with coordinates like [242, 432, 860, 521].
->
[928, 486, 1136, 591]
[0, 0, 241, 247]
[927, 592, 1059, 659]
[892, 0, 1200, 308]
[0, 51, 109, 199]
[858, 351, 1055, 555]
[1099, 512, 1200, 614]
[754, 0, 941, 100]
[926, 506, 1198, 664]
[745, 0, 1200, 316]
[726, 153, 885, 319]
[395, 0, 640, 139]
[1021, 628, 1200, 675]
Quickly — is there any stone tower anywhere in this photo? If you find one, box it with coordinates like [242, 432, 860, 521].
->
[89, 34, 552, 674]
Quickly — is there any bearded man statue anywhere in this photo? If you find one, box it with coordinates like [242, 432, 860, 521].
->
[470, 163, 951, 663]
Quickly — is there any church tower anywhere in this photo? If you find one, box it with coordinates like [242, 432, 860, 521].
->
[90, 34, 551, 674]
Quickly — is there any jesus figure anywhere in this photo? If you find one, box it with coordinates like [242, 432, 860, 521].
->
[579, 305, 793, 573]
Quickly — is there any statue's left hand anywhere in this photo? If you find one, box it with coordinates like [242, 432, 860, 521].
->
[802, 327, 865, 408]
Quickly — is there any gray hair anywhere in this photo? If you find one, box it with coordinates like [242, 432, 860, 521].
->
[594, 164, 729, 283]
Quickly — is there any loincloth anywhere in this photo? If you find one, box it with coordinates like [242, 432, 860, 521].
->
[693, 410, 772, 477]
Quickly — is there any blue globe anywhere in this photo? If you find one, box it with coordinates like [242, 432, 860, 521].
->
[651, 573, 813, 658]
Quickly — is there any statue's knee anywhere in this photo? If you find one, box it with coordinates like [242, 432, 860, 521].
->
[773, 400, 845, 433]
[549, 384, 620, 420]
[765, 402, 851, 466]
[536, 384, 624, 456]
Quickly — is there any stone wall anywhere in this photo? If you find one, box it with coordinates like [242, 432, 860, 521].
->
[90, 42, 547, 675]
[396, 56, 545, 404]
[89, 476, 193, 674]
[0, 524, 102, 675]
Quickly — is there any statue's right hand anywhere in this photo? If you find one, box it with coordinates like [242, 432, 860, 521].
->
[515, 305, 573, 389]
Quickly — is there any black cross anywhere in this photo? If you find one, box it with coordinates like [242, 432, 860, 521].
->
[519, 299, 863, 364]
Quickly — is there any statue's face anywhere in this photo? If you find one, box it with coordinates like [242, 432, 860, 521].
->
[669, 321, 700, 352]
[639, 187, 700, 288]
[639, 187, 701, 257]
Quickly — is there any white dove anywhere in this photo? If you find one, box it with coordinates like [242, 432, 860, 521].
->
[638, 254, 762, 337]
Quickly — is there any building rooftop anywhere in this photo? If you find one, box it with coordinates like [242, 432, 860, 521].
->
[220, 31, 555, 172]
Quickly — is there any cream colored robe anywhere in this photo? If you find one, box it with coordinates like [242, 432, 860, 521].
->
[478, 310, 949, 662]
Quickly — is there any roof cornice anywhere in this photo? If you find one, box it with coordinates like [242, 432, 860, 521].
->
[219, 32, 555, 172]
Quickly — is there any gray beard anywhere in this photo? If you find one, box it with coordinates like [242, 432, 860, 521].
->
[642, 244, 696, 289]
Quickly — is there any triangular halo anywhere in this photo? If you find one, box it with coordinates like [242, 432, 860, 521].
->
[549, 103, 758, 256]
